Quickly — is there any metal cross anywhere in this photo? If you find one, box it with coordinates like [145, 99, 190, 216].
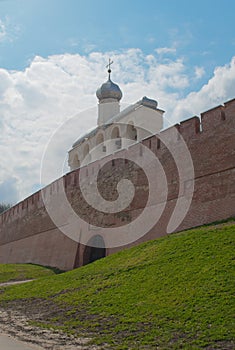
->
[106, 58, 113, 75]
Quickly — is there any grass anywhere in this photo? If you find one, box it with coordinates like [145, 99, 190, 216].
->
[0, 223, 234, 349]
[0, 263, 62, 283]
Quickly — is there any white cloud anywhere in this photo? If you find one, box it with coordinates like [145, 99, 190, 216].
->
[83, 43, 97, 53]
[194, 66, 205, 79]
[0, 17, 20, 43]
[155, 47, 176, 55]
[0, 19, 7, 42]
[173, 57, 235, 120]
[0, 50, 234, 204]
[0, 177, 19, 204]
[68, 37, 79, 48]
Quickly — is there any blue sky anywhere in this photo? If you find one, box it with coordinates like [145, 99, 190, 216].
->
[1, 0, 234, 73]
[0, 0, 235, 204]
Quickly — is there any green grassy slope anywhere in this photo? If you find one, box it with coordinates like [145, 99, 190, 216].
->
[0, 224, 234, 349]
[0, 263, 61, 283]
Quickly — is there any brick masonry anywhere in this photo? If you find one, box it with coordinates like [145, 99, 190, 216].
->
[0, 99, 235, 270]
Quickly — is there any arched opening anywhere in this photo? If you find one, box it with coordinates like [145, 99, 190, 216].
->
[73, 154, 80, 169]
[96, 132, 106, 154]
[111, 126, 121, 150]
[111, 126, 120, 139]
[126, 122, 137, 141]
[83, 235, 106, 265]
[96, 132, 104, 145]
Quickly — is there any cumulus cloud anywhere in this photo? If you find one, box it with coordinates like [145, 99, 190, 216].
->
[173, 57, 235, 120]
[0, 49, 234, 204]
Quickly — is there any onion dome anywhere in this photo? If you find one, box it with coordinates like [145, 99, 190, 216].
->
[141, 96, 158, 109]
[96, 59, 122, 102]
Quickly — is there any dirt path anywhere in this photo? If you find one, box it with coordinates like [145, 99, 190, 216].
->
[0, 280, 105, 349]
[0, 309, 103, 349]
[0, 280, 34, 288]
[0, 333, 41, 350]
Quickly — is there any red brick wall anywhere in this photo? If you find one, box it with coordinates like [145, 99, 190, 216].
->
[0, 98, 235, 270]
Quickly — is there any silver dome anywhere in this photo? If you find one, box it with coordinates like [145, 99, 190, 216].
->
[96, 77, 122, 102]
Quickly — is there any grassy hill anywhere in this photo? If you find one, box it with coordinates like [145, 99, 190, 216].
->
[0, 263, 61, 283]
[0, 223, 234, 349]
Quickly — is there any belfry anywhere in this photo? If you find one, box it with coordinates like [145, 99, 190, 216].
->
[68, 59, 164, 170]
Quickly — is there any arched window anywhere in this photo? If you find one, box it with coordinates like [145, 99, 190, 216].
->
[96, 133, 106, 153]
[96, 133, 104, 145]
[111, 126, 121, 149]
[126, 122, 137, 141]
[111, 126, 120, 139]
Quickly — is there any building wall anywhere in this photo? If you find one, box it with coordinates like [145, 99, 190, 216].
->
[68, 103, 163, 171]
[0, 98, 235, 270]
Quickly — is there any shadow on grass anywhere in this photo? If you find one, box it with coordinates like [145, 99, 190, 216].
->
[28, 263, 65, 275]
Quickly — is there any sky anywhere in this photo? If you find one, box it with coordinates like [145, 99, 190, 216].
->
[0, 0, 235, 204]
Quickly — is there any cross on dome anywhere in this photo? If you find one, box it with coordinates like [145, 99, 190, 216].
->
[96, 59, 122, 102]
[106, 58, 113, 79]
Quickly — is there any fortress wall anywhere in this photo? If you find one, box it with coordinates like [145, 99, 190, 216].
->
[0, 98, 235, 268]
[0, 181, 80, 270]
[0, 228, 78, 271]
[0, 189, 54, 245]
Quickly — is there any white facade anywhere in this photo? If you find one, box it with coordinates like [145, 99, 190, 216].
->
[68, 72, 164, 171]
